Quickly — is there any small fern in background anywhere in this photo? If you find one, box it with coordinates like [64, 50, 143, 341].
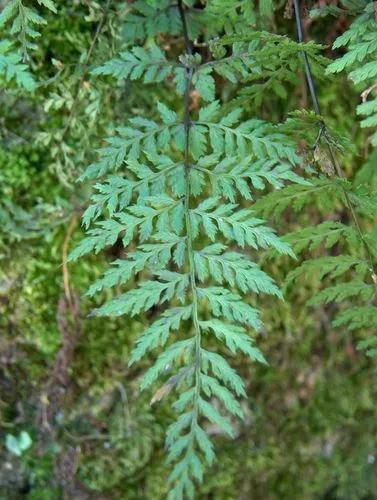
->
[255, 168, 377, 357]
[323, 1, 377, 355]
[254, 0, 377, 358]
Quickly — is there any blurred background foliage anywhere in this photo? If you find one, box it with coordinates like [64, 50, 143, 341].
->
[0, 0, 376, 498]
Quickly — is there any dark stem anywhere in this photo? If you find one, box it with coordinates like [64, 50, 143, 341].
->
[178, 0, 193, 55]
[293, 0, 321, 115]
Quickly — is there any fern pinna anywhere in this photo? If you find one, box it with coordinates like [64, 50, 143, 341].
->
[69, 1, 313, 496]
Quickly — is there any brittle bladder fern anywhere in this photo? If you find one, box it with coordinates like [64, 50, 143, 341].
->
[69, 0, 312, 496]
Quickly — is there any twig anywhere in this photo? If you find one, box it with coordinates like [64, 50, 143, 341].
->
[62, 214, 78, 307]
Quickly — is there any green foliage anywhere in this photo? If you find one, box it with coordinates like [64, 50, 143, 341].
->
[284, 1, 377, 358]
[0, 39, 35, 89]
[205, 0, 275, 33]
[92, 44, 175, 83]
[0, 1, 376, 499]
[0, 0, 56, 60]
[327, 1, 377, 146]
[256, 169, 377, 356]
[121, 0, 201, 41]
[253, 0, 377, 356]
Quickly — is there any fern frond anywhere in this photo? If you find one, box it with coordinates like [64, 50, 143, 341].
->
[71, 3, 307, 495]
[253, 177, 349, 218]
[82, 156, 184, 225]
[285, 0, 377, 363]
[200, 320, 266, 363]
[204, 0, 271, 34]
[357, 335, 377, 357]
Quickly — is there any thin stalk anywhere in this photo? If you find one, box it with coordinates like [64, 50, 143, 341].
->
[178, 0, 193, 55]
[178, 0, 202, 425]
[293, 0, 321, 115]
[293, 0, 377, 280]
[61, 0, 112, 140]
